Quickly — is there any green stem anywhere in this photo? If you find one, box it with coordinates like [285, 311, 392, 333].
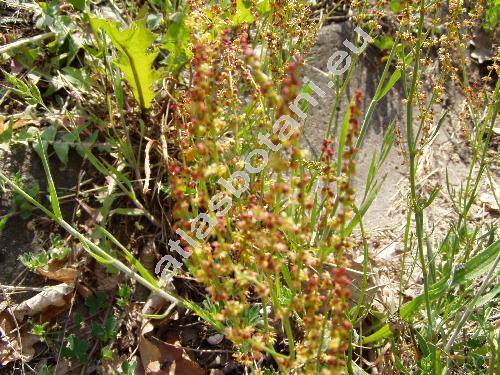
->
[405, 0, 436, 372]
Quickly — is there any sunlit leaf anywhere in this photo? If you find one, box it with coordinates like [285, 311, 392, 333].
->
[90, 18, 160, 109]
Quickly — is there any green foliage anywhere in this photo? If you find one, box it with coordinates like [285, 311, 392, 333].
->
[30, 321, 50, 342]
[62, 334, 89, 363]
[85, 291, 108, 315]
[68, 0, 86, 11]
[364, 239, 500, 343]
[91, 316, 117, 342]
[232, 0, 255, 25]
[118, 360, 137, 375]
[390, 0, 403, 13]
[19, 234, 69, 271]
[48, 233, 70, 261]
[36, 0, 82, 65]
[19, 251, 50, 271]
[101, 345, 113, 361]
[3, 71, 46, 109]
[484, 0, 500, 31]
[90, 18, 161, 109]
[163, 10, 192, 72]
[116, 283, 132, 307]
[371, 36, 394, 51]
[2, 0, 498, 372]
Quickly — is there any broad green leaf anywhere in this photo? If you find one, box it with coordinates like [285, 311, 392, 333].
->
[257, 0, 271, 14]
[232, 0, 255, 25]
[90, 18, 160, 109]
[53, 140, 69, 165]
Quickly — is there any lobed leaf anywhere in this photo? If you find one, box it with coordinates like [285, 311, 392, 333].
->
[90, 18, 160, 109]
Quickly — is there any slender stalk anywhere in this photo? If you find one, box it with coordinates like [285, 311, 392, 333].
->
[0, 32, 54, 54]
[404, 0, 436, 371]
[0, 170, 179, 305]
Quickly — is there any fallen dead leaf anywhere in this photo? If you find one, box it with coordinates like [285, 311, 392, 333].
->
[0, 310, 39, 366]
[36, 262, 79, 284]
[12, 283, 74, 321]
[76, 283, 93, 299]
[207, 333, 224, 345]
[139, 321, 204, 375]
[12, 118, 28, 130]
[479, 192, 499, 213]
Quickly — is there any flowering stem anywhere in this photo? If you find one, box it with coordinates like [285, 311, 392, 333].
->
[404, 0, 436, 372]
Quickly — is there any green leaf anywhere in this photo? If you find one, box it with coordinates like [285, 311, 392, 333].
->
[0, 120, 13, 151]
[110, 207, 146, 216]
[3, 70, 45, 108]
[451, 240, 499, 286]
[101, 345, 113, 361]
[376, 69, 401, 101]
[91, 316, 116, 342]
[90, 18, 160, 109]
[120, 360, 137, 375]
[182, 299, 225, 331]
[62, 334, 88, 363]
[257, 0, 271, 15]
[372, 36, 394, 51]
[484, 0, 500, 31]
[474, 284, 500, 308]
[85, 291, 107, 315]
[163, 11, 192, 72]
[390, 0, 403, 13]
[363, 241, 500, 343]
[34, 132, 62, 221]
[53, 132, 75, 165]
[68, 0, 85, 11]
[232, 0, 255, 25]
[336, 96, 353, 176]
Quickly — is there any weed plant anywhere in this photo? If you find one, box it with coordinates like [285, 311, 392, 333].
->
[0, 0, 498, 373]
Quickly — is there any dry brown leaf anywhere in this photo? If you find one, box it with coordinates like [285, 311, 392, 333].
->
[36, 263, 79, 284]
[479, 192, 499, 213]
[12, 118, 28, 130]
[0, 310, 39, 366]
[139, 321, 204, 375]
[76, 283, 93, 299]
[12, 283, 74, 320]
